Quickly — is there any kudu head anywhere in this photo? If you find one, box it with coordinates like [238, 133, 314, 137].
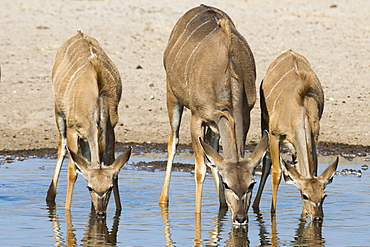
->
[68, 147, 131, 217]
[282, 157, 339, 222]
[199, 133, 269, 225]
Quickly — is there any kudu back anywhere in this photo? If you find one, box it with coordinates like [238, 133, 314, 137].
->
[46, 30, 131, 217]
[253, 50, 338, 221]
[159, 5, 268, 225]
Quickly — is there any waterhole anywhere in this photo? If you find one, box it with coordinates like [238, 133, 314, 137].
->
[0, 149, 369, 246]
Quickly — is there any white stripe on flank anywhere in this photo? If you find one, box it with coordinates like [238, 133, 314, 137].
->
[64, 37, 83, 58]
[57, 37, 83, 71]
[69, 62, 90, 82]
[264, 52, 289, 79]
[271, 87, 285, 114]
[170, 19, 212, 71]
[100, 58, 117, 86]
[183, 26, 218, 84]
[55, 54, 85, 84]
[169, 9, 207, 44]
[265, 68, 295, 100]
[62, 61, 90, 98]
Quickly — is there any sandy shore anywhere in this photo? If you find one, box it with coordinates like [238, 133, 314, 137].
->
[1, 0, 369, 153]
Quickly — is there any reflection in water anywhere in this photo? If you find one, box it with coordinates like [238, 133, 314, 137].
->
[225, 226, 250, 247]
[65, 209, 77, 246]
[253, 209, 325, 246]
[47, 204, 65, 246]
[160, 206, 174, 247]
[254, 210, 274, 246]
[293, 218, 324, 246]
[194, 213, 202, 247]
[208, 207, 228, 245]
[47, 204, 120, 246]
[160, 205, 255, 246]
[81, 208, 121, 246]
[193, 208, 228, 247]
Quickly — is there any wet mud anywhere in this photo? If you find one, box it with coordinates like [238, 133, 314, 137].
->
[1, 142, 369, 174]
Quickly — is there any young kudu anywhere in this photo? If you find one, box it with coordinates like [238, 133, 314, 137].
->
[253, 50, 338, 221]
[46, 30, 131, 217]
[159, 5, 268, 225]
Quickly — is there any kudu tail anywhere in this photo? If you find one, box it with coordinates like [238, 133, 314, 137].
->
[295, 71, 314, 105]
[217, 19, 232, 55]
[291, 51, 314, 106]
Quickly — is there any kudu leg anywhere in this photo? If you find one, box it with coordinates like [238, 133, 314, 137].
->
[191, 116, 207, 214]
[113, 178, 121, 210]
[159, 97, 184, 205]
[106, 123, 122, 210]
[270, 135, 281, 214]
[65, 131, 79, 209]
[47, 135, 67, 202]
[252, 151, 272, 210]
[204, 127, 227, 207]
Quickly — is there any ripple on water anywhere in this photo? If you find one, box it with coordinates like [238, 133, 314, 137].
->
[0, 152, 369, 246]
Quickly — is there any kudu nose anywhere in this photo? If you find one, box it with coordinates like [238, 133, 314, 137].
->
[96, 211, 106, 217]
[235, 216, 247, 224]
[313, 216, 323, 222]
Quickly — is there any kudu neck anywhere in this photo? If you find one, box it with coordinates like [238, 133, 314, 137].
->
[218, 114, 244, 161]
[216, 77, 246, 161]
[294, 115, 316, 177]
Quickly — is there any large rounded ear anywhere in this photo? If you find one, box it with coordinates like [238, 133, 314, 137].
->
[248, 130, 269, 167]
[198, 137, 223, 170]
[67, 148, 89, 175]
[111, 147, 132, 171]
[318, 157, 339, 187]
[281, 158, 301, 186]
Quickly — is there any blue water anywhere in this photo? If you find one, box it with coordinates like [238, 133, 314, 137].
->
[0, 152, 369, 246]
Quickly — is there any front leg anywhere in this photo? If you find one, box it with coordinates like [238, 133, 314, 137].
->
[159, 87, 184, 205]
[47, 134, 67, 203]
[113, 177, 121, 210]
[252, 150, 271, 210]
[191, 116, 206, 214]
[204, 127, 226, 207]
[65, 130, 79, 209]
[270, 134, 281, 214]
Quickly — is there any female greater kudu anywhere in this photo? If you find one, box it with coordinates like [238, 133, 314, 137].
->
[253, 50, 338, 221]
[46, 30, 131, 217]
[159, 5, 268, 224]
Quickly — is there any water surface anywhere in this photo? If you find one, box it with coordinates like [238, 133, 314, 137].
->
[0, 151, 369, 246]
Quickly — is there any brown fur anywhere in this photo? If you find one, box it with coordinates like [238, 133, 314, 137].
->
[159, 5, 268, 225]
[46, 31, 130, 216]
[253, 50, 338, 222]
[296, 71, 315, 106]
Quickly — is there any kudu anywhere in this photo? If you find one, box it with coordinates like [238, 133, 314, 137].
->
[159, 5, 268, 225]
[252, 50, 338, 221]
[46, 30, 131, 217]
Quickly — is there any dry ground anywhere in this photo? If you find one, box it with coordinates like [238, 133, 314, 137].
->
[1, 0, 369, 153]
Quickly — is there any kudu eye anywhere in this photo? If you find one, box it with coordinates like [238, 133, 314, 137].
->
[108, 186, 113, 192]
[302, 194, 309, 200]
[223, 182, 230, 190]
[248, 181, 256, 190]
[87, 186, 93, 192]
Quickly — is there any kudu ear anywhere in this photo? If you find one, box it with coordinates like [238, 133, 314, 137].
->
[111, 147, 132, 171]
[198, 137, 224, 170]
[248, 131, 269, 166]
[281, 158, 301, 185]
[67, 148, 89, 175]
[318, 157, 339, 186]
